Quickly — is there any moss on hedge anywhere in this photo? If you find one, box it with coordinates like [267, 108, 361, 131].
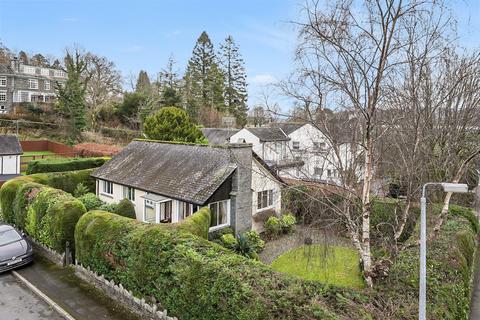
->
[0, 177, 32, 223]
[26, 157, 108, 174]
[174, 207, 210, 239]
[28, 169, 96, 194]
[13, 181, 44, 229]
[75, 210, 372, 320]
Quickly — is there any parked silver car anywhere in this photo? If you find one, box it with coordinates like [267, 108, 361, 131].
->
[0, 224, 33, 273]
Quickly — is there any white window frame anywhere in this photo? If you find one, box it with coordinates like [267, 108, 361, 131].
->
[19, 91, 29, 102]
[44, 80, 50, 90]
[143, 199, 156, 223]
[101, 180, 113, 196]
[28, 79, 39, 89]
[41, 68, 50, 77]
[292, 141, 300, 150]
[314, 167, 322, 176]
[54, 70, 67, 78]
[0, 91, 6, 102]
[209, 199, 230, 231]
[257, 190, 274, 210]
[178, 201, 194, 221]
[23, 66, 36, 74]
[123, 186, 135, 202]
[0, 76, 6, 87]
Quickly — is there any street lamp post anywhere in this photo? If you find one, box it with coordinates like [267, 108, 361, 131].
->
[419, 182, 469, 320]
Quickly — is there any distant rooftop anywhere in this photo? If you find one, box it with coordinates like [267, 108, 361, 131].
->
[0, 135, 23, 155]
[245, 127, 290, 142]
[201, 128, 239, 145]
[269, 122, 306, 135]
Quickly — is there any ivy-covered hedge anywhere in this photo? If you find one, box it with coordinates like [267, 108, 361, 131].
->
[26, 169, 96, 194]
[75, 210, 371, 320]
[26, 157, 108, 175]
[0, 176, 87, 252]
[374, 204, 478, 319]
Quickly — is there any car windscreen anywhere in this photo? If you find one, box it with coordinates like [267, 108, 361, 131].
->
[0, 229, 22, 246]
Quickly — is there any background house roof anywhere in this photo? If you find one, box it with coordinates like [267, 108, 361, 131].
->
[270, 123, 306, 135]
[201, 128, 239, 145]
[246, 127, 290, 142]
[91, 140, 237, 205]
[0, 135, 23, 155]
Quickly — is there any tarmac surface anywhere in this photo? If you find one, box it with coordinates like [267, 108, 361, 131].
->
[0, 271, 64, 320]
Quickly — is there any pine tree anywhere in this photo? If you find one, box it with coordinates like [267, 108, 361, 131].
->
[135, 70, 151, 94]
[158, 56, 182, 107]
[219, 35, 248, 127]
[184, 31, 225, 123]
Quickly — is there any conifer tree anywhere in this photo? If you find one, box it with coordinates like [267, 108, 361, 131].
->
[219, 35, 248, 127]
[184, 31, 225, 122]
[135, 70, 151, 94]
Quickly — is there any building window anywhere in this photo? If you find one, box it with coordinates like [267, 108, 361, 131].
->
[313, 142, 326, 151]
[257, 190, 274, 209]
[102, 180, 113, 195]
[159, 201, 172, 223]
[41, 69, 50, 77]
[44, 80, 50, 90]
[0, 105, 5, 114]
[0, 91, 6, 102]
[19, 91, 29, 102]
[123, 186, 135, 201]
[178, 201, 193, 221]
[0, 77, 6, 87]
[28, 79, 38, 89]
[292, 141, 300, 150]
[209, 200, 229, 228]
[24, 66, 36, 74]
[275, 142, 282, 153]
[314, 167, 322, 176]
[144, 199, 156, 223]
[54, 70, 67, 78]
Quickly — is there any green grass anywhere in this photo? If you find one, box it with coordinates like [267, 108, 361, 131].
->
[271, 244, 365, 289]
[22, 151, 54, 157]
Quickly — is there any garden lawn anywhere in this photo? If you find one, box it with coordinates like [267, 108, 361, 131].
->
[271, 244, 365, 289]
[22, 151, 55, 157]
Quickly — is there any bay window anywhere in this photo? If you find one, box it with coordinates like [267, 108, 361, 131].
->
[209, 200, 229, 229]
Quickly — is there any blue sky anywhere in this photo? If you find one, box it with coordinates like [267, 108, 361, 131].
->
[0, 0, 478, 109]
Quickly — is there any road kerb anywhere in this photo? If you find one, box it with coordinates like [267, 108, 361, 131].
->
[11, 270, 76, 320]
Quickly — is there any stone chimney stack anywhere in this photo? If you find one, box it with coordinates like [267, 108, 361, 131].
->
[10, 57, 19, 72]
[227, 143, 253, 235]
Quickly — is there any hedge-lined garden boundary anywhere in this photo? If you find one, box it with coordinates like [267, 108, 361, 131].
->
[26, 157, 108, 174]
[75, 210, 372, 320]
[0, 169, 94, 252]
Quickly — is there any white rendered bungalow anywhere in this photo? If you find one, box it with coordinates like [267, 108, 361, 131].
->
[91, 140, 255, 234]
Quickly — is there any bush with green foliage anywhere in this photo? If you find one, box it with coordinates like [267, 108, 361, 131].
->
[73, 182, 89, 197]
[220, 233, 237, 250]
[265, 216, 282, 236]
[113, 198, 136, 219]
[78, 193, 105, 211]
[21, 169, 96, 195]
[75, 210, 371, 320]
[26, 157, 108, 174]
[374, 204, 478, 319]
[174, 207, 210, 239]
[281, 213, 296, 234]
[143, 107, 207, 144]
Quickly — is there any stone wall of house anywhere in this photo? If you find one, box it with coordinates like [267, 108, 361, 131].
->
[227, 143, 253, 235]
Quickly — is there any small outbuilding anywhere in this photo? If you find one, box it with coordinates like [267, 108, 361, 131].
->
[0, 135, 23, 185]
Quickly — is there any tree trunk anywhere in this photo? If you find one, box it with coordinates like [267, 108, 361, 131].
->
[361, 134, 374, 287]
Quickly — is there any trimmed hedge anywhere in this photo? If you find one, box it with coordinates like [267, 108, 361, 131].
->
[113, 199, 136, 219]
[27, 169, 96, 194]
[0, 175, 87, 252]
[174, 207, 210, 239]
[26, 157, 108, 175]
[75, 210, 371, 320]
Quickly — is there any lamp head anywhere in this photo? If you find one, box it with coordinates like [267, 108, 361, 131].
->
[441, 183, 469, 193]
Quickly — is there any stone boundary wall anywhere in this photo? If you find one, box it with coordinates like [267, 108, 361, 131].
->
[27, 236, 177, 320]
[73, 263, 177, 320]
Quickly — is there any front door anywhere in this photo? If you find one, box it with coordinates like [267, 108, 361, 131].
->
[159, 201, 172, 223]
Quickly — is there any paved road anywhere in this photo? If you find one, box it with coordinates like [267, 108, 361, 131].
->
[0, 272, 64, 320]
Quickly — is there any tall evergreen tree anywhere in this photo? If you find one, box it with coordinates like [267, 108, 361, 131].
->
[135, 70, 151, 94]
[219, 35, 248, 127]
[184, 31, 225, 122]
[56, 49, 90, 141]
[158, 56, 182, 107]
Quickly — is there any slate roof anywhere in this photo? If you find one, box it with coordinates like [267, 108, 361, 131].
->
[0, 136, 23, 155]
[246, 127, 290, 142]
[91, 140, 237, 205]
[201, 128, 239, 145]
[270, 123, 306, 135]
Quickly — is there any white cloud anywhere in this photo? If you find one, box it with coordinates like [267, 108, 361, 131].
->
[249, 74, 277, 85]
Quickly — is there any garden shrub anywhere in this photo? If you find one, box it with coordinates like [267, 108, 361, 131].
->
[13, 182, 44, 229]
[75, 210, 370, 320]
[73, 182, 90, 197]
[174, 207, 210, 239]
[281, 213, 296, 234]
[78, 193, 105, 211]
[220, 233, 237, 250]
[113, 199, 136, 219]
[26, 157, 108, 174]
[99, 202, 118, 213]
[243, 230, 265, 252]
[0, 177, 32, 223]
[29, 169, 96, 194]
[265, 216, 282, 236]
[207, 226, 233, 242]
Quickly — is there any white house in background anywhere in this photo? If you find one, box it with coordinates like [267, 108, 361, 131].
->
[0, 135, 23, 185]
[230, 123, 356, 184]
[91, 140, 283, 234]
